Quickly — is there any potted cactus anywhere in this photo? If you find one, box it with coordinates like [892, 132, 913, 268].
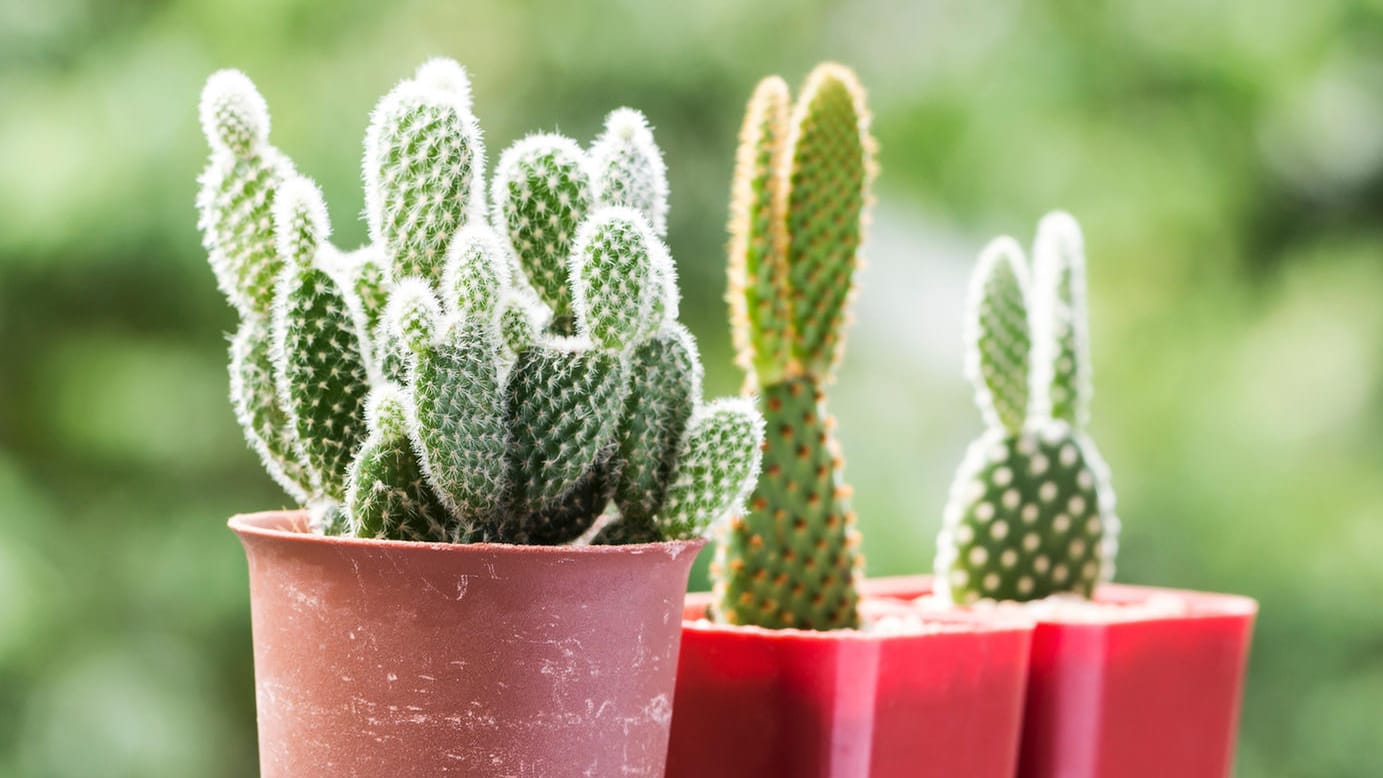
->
[885, 212, 1258, 778]
[664, 64, 1034, 778]
[197, 60, 764, 777]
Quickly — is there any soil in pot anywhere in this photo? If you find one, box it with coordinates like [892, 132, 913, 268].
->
[231, 510, 703, 778]
[665, 592, 1034, 778]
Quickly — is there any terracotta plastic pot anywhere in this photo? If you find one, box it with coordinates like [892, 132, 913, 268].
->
[864, 575, 1258, 778]
[665, 591, 1034, 778]
[230, 510, 704, 778]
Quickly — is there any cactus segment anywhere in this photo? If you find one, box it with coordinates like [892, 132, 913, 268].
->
[713, 378, 862, 629]
[364, 79, 484, 284]
[727, 76, 793, 385]
[967, 237, 1032, 436]
[347, 384, 452, 541]
[441, 224, 512, 322]
[1031, 211, 1092, 427]
[658, 397, 765, 540]
[385, 276, 444, 355]
[198, 69, 271, 159]
[504, 342, 627, 541]
[937, 213, 1119, 603]
[229, 320, 312, 503]
[196, 70, 295, 318]
[271, 252, 372, 502]
[492, 134, 593, 330]
[497, 287, 549, 358]
[406, 320, 509, 538]
[590, 108, 669, 237]
[783, 64, 874, 380]
[569, 207, 666, 353]
[611, 322, 702, 526]
[342, 244, 392, 336]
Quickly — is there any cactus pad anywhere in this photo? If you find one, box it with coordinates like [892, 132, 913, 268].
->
[364, 79, 484, 284]
[589, 108, 669, 237]
[347, 384, 453, 541]
[713, 378, 862, 629]
[492, 134, 593, 329]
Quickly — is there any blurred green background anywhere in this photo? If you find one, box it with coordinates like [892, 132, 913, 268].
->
[2, 0, 1380, 775]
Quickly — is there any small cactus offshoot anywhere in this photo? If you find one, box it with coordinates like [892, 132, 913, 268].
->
[712, 64, 876, 631]
[197, 60, 764, 545]
[934, 212, 1120, 604]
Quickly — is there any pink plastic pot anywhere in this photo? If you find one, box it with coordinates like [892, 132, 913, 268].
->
[665, 591, 1034, 778]
[230, 510, 703, 778]
[863, 576, 1258, 778]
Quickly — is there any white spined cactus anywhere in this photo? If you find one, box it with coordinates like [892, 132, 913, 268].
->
[935, 213, 1120, 604]
[196, 61, 765, 546]
[589, 108, 670, 238]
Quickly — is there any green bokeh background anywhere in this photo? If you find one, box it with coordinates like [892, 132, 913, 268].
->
[2, 0, 1380, 775]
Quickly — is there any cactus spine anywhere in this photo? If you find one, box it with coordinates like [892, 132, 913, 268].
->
[934, 213, 1120, 603]
[713, 64, 876, 631]
[197, 62, 764, 546]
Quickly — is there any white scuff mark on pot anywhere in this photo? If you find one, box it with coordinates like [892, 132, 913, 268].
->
[386, 672, 398, 683]
[643, 694, 671, 725]
[418, 674, 435, 682]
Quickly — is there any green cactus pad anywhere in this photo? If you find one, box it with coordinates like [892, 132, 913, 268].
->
[196, 70, 295, 318]
[407, 320, 509, 538]
[346, 384, 452, 541]
[497, 287, 549, 358]
[364, 80, 484, 284]
[590, 108, 669, 237]
[968, 237, 1033, 435]
[441, 224, 512, 322]
[936, 423, 1113, 603]
[611, 322, 702, 525]
[659, 397, 765, 540]
[492, 134, 593, 330]
[271, 252, 372, 501]
[504, 341, 626, 542]
[783, 64, 874, 380]
[727, 76, 793, 385]
[229, 320, 312, 503]
[713, 378, 862, 630]
[1032, 211, 1092, 427]
[343, 245, 392, 336]
[569, 207, 667, 352]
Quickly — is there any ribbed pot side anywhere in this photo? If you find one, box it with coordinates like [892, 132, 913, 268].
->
[230, 510, 704, 778]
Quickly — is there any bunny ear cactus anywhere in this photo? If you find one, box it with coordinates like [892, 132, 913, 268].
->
[197, 61, 764, 547]
[714, 64, 876, 631]
[934, 213, 1119, 604]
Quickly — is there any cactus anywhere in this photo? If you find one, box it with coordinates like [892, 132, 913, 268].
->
[713, 64, 876, 630]
[934, 212, 1120, 604]
[197, 60, 764, 546]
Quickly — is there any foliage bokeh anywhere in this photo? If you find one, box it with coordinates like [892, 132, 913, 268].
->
[1, 0, 1380, 775]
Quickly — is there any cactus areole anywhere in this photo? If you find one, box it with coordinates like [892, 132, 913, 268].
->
[198, 59, 764, 776]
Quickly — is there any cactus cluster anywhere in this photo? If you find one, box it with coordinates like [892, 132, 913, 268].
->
[711, 64, 877, 630]
[934, 212, 1120, 603]
[198, 59, 764, 545]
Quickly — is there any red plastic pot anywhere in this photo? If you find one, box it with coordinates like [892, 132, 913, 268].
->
[864, 576, 1258, 778]
[230, 510, 703, 778]
[665, 591, 1034, 778]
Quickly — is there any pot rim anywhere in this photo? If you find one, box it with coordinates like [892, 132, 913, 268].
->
[860, 574, 1259, 620]
[679, 591, 1035, 642]
[229, 509, 706, 558]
